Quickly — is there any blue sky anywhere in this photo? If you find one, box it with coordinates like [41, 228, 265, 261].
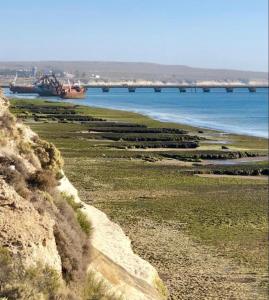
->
[0, 0, 268, 71]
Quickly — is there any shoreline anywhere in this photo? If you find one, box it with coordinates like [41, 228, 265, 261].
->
[4, 85, 268, 139]
[8, 95, 268, 148]
[85, 103, 269, 139]
[44, 98, 269, 145]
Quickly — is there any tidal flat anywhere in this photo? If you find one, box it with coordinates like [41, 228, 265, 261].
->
[10, 98, 268, 300]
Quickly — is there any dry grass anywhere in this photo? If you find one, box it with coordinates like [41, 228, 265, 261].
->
[82, 272, 123, 300]
[0, 111, 15, 132]
[53, 197, 91, 284]
[61, 193, 92, 236]
[0, 248, 61, 299]
[27, 169, 58, 192]
[0, 161, 30, 200]
[33, 139, 63, 173]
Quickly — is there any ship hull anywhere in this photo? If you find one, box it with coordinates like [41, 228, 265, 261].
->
[36, 88, 60, 96]
[60, 87, 87, 99]
[10, 85, 38, 94]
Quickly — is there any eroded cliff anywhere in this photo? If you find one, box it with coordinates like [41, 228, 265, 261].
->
[0, 89, 166, 300]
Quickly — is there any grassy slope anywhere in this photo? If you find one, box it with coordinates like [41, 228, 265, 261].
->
[10, 98, 269, 297]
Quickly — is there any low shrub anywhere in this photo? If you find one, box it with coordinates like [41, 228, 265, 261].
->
[0, 112, 15, 132]
[28, 170, 58, 192]
[27, 190, 91, 289]
[0, 248, 14, 291]
[17, 141, 32, 155]
[10, 156, 31, 178]
[0, 166, 30, 199]
[82, 272, 123, 300]
[23, 264, 61, 297]
[61, 193, 91, 236]
[154, 275, 168, 299]
[33, 139, 63, 173]
[0, 248, 61, 299]
[76, 211, 92, 236]
[61, 192, 82, 211]
[54, 198, 91, 284]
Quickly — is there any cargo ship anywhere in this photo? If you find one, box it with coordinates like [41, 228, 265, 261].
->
[9, 74, 87, 99]
[35, 75, 87, 98]
[35, 74, 63, 96]
[9, 74, 38, 94]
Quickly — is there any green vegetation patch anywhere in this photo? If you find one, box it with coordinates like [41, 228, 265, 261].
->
[11, 99, 201, 150]
[61, 192, 92, 236]
[9, 98, 269, 282]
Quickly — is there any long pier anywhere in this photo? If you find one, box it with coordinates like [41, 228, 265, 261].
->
[84, 84, 268, 93]
[1, 84, 268, 93]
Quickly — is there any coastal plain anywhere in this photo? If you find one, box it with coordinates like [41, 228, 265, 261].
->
[10, 98, 268, 300]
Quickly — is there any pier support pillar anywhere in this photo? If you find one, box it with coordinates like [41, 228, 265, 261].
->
[128, 87, 136, 92]
[248, 87, 256, 93]
[179, 88, 186, 93]
[102, 87, 110, 92]
[154, 87, 162, 92]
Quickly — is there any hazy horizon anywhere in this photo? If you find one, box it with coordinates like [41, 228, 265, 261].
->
[0, 60, 268, 74]
[0, 0, 268, 72]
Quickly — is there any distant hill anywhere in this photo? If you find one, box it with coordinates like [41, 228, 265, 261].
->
[0, 61, 268, 82]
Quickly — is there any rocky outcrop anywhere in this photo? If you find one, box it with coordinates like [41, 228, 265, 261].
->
[0, 89, 166, 299]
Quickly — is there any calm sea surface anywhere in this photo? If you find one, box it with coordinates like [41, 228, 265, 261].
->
[4, 87, 268, 138]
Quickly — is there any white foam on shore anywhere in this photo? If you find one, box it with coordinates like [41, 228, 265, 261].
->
[143, 110, 268, 138]
[83, 104, 268, 139]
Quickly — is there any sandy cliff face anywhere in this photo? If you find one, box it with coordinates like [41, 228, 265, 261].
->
[59, 176, 165, 300]
[0, 92, 61, 273]
[0, 178, 62, 272]
[0, 90, 166, 300]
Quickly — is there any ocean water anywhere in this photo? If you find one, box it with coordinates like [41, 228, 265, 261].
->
[4, 87, 268, 138]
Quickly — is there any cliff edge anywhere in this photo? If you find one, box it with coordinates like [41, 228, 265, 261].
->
[0, 89, 166, 300]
